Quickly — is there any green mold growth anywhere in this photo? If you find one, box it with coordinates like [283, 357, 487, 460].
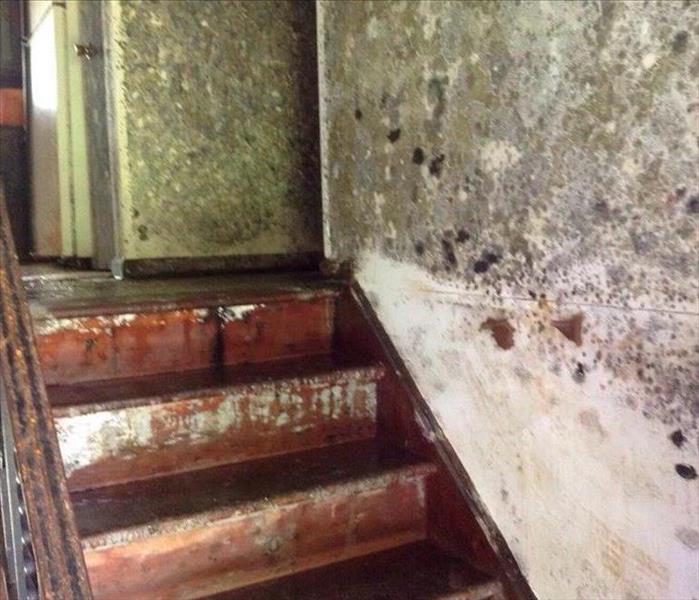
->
[320, 0, 699, 310]
[110, 0, 322, 259]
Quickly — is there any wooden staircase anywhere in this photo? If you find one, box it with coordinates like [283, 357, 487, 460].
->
[27, 272, 504, 599]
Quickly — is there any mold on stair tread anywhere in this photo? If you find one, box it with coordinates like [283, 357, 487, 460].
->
[75, 441, 436, 599]
[51, 356, 384, 490]
[73, 440, 434, 544]
[218, 541, 502, 600]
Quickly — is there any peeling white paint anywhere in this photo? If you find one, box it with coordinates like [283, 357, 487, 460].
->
[642, 52, 657, 70]
[107, 313, 138, 327]
[56, 373, 379, 478]
[35, 317, 104, 336]
[217, 304, 264, 323]
[192, 308, 211, 321]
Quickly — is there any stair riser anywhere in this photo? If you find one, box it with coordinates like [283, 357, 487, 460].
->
[35, 297, 334, 385]
[56, 372, 379, 491]
[83, 476, 428, 600]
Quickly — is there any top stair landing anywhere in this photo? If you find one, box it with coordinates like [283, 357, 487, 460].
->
[24, 270, 340, 318]
[28, 271, 341, 386]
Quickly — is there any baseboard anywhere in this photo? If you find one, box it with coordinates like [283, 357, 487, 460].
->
[110, 252, 323, 279]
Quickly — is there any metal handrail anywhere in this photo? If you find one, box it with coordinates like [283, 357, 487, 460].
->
[0, 180, 92, 599]
[1, 388, 37, 600]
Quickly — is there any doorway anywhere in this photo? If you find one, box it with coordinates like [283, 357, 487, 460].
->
[5, 0, 324, 277]
[25, 0, 93, 265]
[0, 0, 29, 259]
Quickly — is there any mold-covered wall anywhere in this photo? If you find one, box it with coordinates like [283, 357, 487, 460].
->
[106, 0, 322, 260]
[319, 1, 699, 598]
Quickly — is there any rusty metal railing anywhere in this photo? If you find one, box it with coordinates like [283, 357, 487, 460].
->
[1, 384, 38, 599]
[0, 180, 92, 599]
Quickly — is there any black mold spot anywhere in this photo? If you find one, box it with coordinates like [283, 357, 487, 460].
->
[473, 251, 500, 273]
[473, 260, 490, 274]
[672, 31, 689, 53]
[593, 199, 609, 217]
[464, 174, 477, 194]
[528, 290, 537, 300]
[387, 128, 401, 143]
[429, 153, 445, 177]
[354, 108, 363, 120]
[456, 229, 470, 243]
[412, 148, 425, 165]
[414, 241, 425, 256]
[687, 195, 699, 214]
[676, 527, 699, 550]
[676, 186, 687, 198]
[441, 239, 457, 268]
[670, 429, 687, 448]
[573, 362, 586, 383]
[427, 76, 448, 123]
[675, 464, 697, 480]
[137, 224, 149, 241]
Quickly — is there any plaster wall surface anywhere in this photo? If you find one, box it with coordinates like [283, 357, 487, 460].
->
[106, 0, 322, 259]
[319, 1, 699, 598]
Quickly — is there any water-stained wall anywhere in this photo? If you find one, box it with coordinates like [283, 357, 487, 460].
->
[106, 0, 322, 260]
[319, 1, 699, 598]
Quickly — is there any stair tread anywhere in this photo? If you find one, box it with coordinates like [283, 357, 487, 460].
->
[216, 541, 499, 600]
[73, 440, 435, 546]
[28, 271, 341, 320]
[49, 354, 383, 413]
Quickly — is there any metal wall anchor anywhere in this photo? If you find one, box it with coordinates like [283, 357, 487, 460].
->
[74, 43, 97, 60]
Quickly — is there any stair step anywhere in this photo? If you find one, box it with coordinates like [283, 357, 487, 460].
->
[51, 357, 383, 490]
[219, 541, 503, 600]
[73, 441, 435, 600]
[26, 271, 339, 318]
[34, 290, 337, 385]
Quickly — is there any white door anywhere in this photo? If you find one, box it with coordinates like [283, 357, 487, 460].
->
[27, 0, 93, 261]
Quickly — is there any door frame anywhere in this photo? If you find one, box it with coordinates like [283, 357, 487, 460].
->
[24, 0, 118, 268]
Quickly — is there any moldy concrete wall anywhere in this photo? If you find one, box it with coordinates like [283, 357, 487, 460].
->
[319, 1, 699, 598]
[106, 0, 322, 260]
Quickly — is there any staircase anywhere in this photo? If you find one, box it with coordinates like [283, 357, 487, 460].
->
[27, 272, 503, 599]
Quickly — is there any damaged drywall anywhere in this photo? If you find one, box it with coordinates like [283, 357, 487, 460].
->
[319, 1, 699, 598]
[105, 0, 322, 259]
